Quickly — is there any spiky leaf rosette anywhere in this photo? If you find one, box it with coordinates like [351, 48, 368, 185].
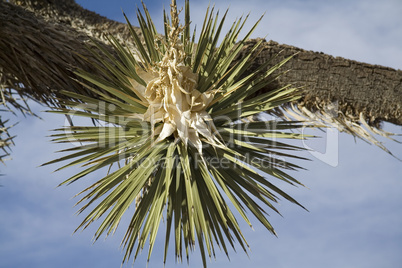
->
[45, 1, 311, 266]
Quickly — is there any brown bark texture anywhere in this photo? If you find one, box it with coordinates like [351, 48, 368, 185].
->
[1, 0, 401, 129]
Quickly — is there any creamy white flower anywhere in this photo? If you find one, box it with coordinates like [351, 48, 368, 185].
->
[128, 36, 222, 153]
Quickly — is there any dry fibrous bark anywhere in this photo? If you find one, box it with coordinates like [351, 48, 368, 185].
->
[0, 0, 401, 153]
[239, 40, 402, 127]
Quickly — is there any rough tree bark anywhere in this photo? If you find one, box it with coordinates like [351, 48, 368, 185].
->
[1, 0, 401, 131]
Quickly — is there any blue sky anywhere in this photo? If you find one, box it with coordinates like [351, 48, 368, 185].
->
[1, 1, 401, 268]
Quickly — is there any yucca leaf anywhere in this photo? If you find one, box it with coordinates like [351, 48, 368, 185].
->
[106, 35, 146, 86]
[136, 8, 159, 63]
[123, 12, 151, 64]
[193, 5, 215, 73]
[75, 71, 144, 106]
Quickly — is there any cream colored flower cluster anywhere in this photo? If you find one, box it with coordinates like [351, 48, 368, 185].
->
[129, 27, 222, 153]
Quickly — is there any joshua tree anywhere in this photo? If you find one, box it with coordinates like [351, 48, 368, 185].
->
[0, 0, 400, 266]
